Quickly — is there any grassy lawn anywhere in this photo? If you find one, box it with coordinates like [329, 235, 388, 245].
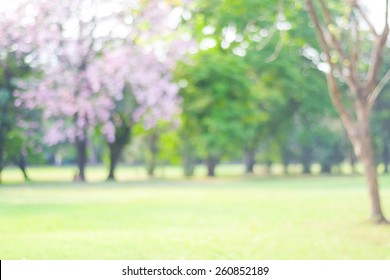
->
[1, 166, 390, 259]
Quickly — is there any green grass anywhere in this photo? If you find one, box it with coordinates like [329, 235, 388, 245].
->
[1, 166, 390, 259]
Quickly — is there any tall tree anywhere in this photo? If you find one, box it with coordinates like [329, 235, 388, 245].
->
[18, 0, 184, 181]
[176, 49, 256, 177]
[102, 46, 181, 180]
[0, 4, 38, 183]
[19, 0, 128, 181]
[185, 0, 333, 175]
[305, 0, 390, 223]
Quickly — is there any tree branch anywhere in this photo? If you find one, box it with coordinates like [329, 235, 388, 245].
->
[386, 0, 389, 29]
[350, 13, 361, 87]
[266, 35, 283, 62]
[318, 0, 350, 64]
[306, 0, 355, 129]
[319, 0, 362, 94]
[368, 68, 390, 110]
[325, 71, 355, 132]
[305, 0, 331, 59]
[364, 8, 389, 92]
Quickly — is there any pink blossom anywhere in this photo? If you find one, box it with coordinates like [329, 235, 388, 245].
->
[8, 0, 190, 145]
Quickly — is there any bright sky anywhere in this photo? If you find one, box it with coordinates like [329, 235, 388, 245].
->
[361, 0, 389, 32]
[0, 0, 388, 30]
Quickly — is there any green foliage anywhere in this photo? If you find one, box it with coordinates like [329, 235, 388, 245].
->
[0, 52, 38, 174]
[158, 130, 182, 165]
[179, 0, 341, 171]
[176, 49, 256, 160]
[0, 88, 10, 105]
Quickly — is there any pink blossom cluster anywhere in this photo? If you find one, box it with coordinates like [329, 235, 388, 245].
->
[5, 0, 189, 145]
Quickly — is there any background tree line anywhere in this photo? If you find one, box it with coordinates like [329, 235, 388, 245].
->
[0, 0, 389, 188]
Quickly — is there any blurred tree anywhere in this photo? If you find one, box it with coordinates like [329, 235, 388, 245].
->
[133, 122, 179, 178]
[184, 0, 336, 176]
[0, 5, 39, 183]
[292, 117, 345, 174]
[17, 0, 128, 181]
[176, 49, 256, 177]
[305, 0, 390, 223]
[16, 0, 184, 181]
[98, 0, 187, 180]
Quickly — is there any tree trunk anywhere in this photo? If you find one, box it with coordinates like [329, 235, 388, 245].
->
[181, 136, 196, 177]
[146, 132, 159, 178]
[107, 126, 131, 181]
[206, 155, 218, 177]
[0, 162, 3, 185]
[147, 158, 157, 177]
[302, 147, 312, 174]
[383, 143, 389, 173]
[350, 110, 388, 224]
[76, 137, 87, 182]
[0, 124, 5, 185]
[321, 164, 331, 174]
[361, 146, 386, 223]
[265, 161, 272, 175]
[244, 148, 255, 174]
[302, 163, 311, 174]
[16, 148, 29, 181]
[108, 144, 121, 181]
[282, 164, 288, 175]
[350, 152, 357, 174]
[183, 154, 195, 177]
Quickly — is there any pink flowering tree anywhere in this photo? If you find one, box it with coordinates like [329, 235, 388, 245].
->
[17, 0, 122, 181]
[97, 0, 191, 180]
[17, 0, 189, 181]
[99, 47, 180, 180]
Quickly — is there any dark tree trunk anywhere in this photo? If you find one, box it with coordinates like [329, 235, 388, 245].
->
[0, 120, 5, 185]
[0, 68, 14, 185]
[349, 152, 357, 174]
[265, 161, 272, 175]
[181, 136, 196, 177]
[281, 148, 290, 175]
[108, 144, 121, 180]
[206, 155, 218, 177]
[321, 164, 332, 174]
[383, 143, 389, 173]
[303, 163, 311, 174]
[76, 137, 87, 182]
[244, 148, 255, 174]
[183, 154, 195, 177]
[16, 148, 29, 181]
[146, 132, 159, 178]
[282, 164, 288, 175]
[302, 147, 312, 174]
[107, 126, 131, 181]
[0, 153, 3, 185]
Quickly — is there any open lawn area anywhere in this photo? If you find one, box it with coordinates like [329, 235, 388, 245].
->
[1, 166, 390, 259]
